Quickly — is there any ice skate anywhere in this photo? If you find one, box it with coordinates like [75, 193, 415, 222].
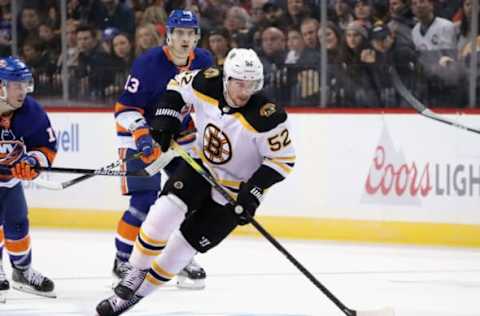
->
[112, 258, 133, 280]
[0, 262, 9, 303]
[96, 294, 143, 316]
[114, 266, 147, 300]
[12, 267, 56, 298]
[176, 259, 206, 290]
[112, 258, 133, 288]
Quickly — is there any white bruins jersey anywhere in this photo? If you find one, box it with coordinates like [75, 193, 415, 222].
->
[167, 67, 296, 205]
[412, 17, 457, 51]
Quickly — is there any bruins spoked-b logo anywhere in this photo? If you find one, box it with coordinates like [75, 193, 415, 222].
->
[203, 124, 232, 165]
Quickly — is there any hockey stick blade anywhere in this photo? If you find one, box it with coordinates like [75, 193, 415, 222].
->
[391, 67, 480, 135]
[170, 141, 394, 316]
[356, 307, 395, 316]
[31, 177, 64, 190]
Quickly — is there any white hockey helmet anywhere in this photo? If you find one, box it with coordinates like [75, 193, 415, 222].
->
[223, 48, 264, 95]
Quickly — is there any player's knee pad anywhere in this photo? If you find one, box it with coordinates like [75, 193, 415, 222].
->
[162, 159, 210, 210]
[141, 194, 188, 242]
[180, 201, 238, 253]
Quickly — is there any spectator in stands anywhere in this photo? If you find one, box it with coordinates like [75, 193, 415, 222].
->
[300, 18, 320, 49]
[353, 0, 373, 29]
[93, 0, 135, 36]
[52, 19, 79, 91]
[318, 21, 347, 65]
[207, 27, 231, 67]
[143, 3, 168, 28]
[18, 5, 41, 48]
[285, 28, 306, 64]
[388, 0, 416, 46]
[259, 26, 289, 102]
[245, 0, 270, 50]
[365, 22, 419, 107]
[199, 0, 231, 30]
[342, 20, 380, 107]
[21, 38, 56, 96]
[287, 26, 323, 106]
[411, 0, 457, 50]
[434, 0, 463, 20]
[73, 24, 114, 99]
[134, 23, 163, 57]
[251, 0, 269, 26]
[454, 0, 480, 52]
[411, 0, 462, 107]
[105, 32, 134, 98]
[332, 0, 355, 31]
[284, 0, 313, 29]
[262, 1, 285, 29]
[224, 6, 251, 48]
[0, 0, 11, 56]
[38, 22, 60, 63]
[101, 26, 120, 54]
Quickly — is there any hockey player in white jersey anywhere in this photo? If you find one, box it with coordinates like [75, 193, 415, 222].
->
[95, 48, 296, 316]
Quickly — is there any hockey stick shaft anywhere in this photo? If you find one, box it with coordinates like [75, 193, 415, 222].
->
[37, 166, 148, 177]
[391, 67, 480, 135]
[52, 151, 143, 189]
[170, 141, 392, 316]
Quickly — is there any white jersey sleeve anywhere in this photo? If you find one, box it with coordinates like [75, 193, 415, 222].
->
[255, 119, 295, 179]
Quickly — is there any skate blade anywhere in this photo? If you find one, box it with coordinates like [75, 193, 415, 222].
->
[12, 282, 57, 298]
[0, 290, 7, 303]
[176, 275, 205, 290]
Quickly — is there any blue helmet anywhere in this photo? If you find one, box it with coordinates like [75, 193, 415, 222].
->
[166, 10, 200, 32]
[0, 56, 33, 83]
[0, 57, 33, 114]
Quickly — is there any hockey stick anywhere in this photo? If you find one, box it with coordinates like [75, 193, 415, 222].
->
[34, 129, 196, 190]
[32, 151, 145, 190]
[170, 141, 394, 316]
[391, 67, 480, 135]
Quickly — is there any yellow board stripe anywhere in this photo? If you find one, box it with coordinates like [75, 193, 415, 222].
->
[29, 208, 480, 248]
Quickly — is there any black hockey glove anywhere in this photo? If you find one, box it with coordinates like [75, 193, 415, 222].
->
[150, 113, 181, 152]
[234, 182, 264, 226]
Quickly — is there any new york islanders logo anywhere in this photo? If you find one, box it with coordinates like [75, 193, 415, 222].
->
[0, 140, 24, 166]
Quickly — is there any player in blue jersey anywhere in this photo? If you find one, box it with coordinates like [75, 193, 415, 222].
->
[0, 57, 57, 301]
[112, 9, 213, 290]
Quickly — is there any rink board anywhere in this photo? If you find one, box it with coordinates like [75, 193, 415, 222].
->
[26, 110, 480, 247]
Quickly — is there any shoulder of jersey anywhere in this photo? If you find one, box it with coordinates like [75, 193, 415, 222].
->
[192, 67, 223, 100]
[20, 96, 45, 116]
[194, 47, 213, 62]
[241, 94, 287, 133]
[136, 47, 169, 67]
[15, 97, 48, 128]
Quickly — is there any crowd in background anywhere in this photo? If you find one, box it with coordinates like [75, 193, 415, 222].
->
[0, 0, 479, 108]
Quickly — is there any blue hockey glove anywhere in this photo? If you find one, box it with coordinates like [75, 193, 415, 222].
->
[132, 124, 160, 164]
